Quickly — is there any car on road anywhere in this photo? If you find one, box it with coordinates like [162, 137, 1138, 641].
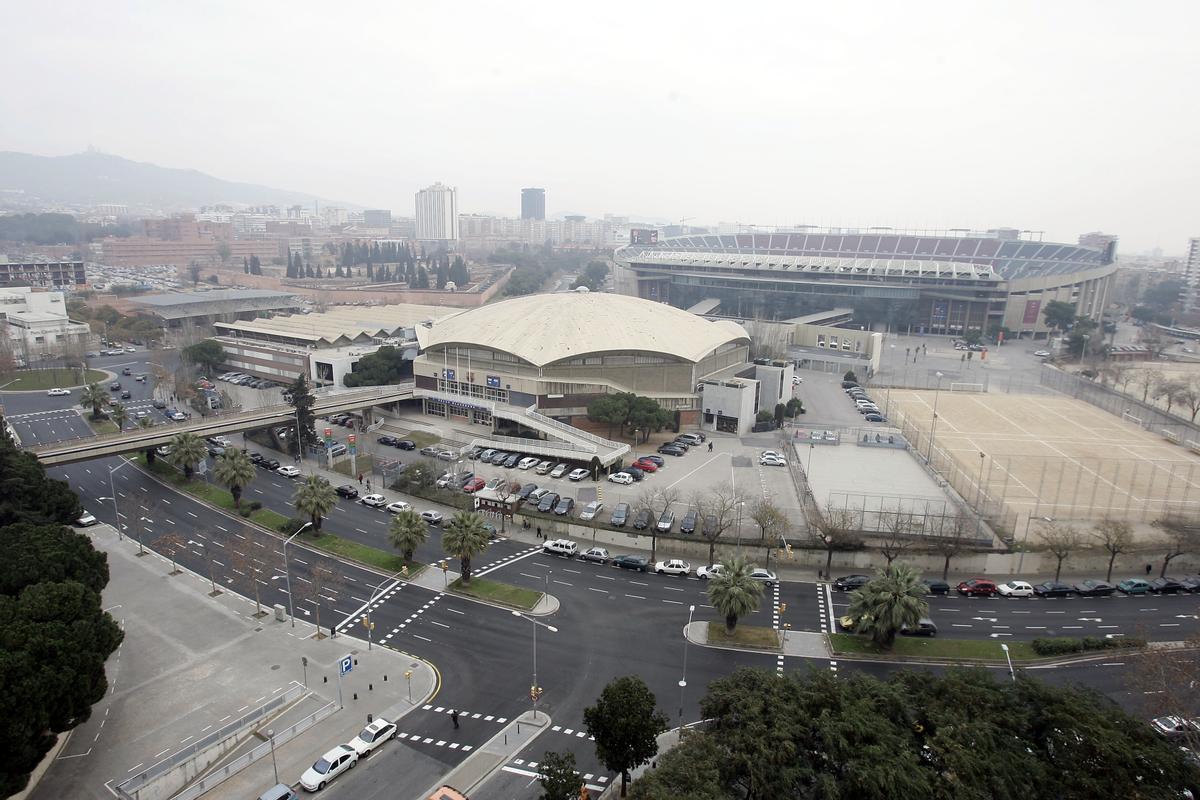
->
[554, 496, 575, 516]
[542, 539, 578, 557]
[608, 472, 634, 485]
[833, 574, 871, 592]
[579, 501, 604, 521]
[679, 509, 698, 535]
[655, 559, 691, 577]
[420, 510, 444, 525]
[276, 465, 301, 477]
[656, 510, 675, 532]
[549, 463, 569, 478]
[206, 443, 226, 457]
[657, 444, 686, 457]
[632, 509, 652, 530]
[567, 467, 590, 481]
[1118, 578, 1152, 594]
[1151, 577, 1186, 594]
[1073, 579, 1116, 597]
[299, 744, 357, 791]
[997, 580, 1034, 598]
[922, 578, 950, 595]
[899, 618, 939, 637]
[258, 458, 280, 471]
[580, 547, 610, 564]
[377, 436, 399, 447]
[696, 564, 726, 580]
[610, 503, 630, 527]
[759, 454, 787, 467]
[956, 578, 999, 597]
[1032, 581, 1075, 598]
[612, 554, 650, 572]
[109, 381, 121, 390]
[75, 511, 98, 526]
[534, 460, 554, 475]
[396, 439, 416, 450]
[360, 494, 387, 508]
[748, 568, 777, 586]
[462, 477, 485, 493]
[536, 492, 560, 513]
[152, 398, 167, 409]
[385, 501, 412, 514]
[46, 388, 70, 396]
[348, 718, 397, 756]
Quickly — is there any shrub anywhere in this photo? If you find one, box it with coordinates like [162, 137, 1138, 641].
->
[248, 500, 263, 511]
[278, 517, 308, 536]
[239, 507, 252, 518]
[1031, 636, 1146, 656]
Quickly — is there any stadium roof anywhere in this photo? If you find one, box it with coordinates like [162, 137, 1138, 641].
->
[132, 289, 300, 319]
[627, 251, 999, 280]
[416, 292, 750, 366]
[214, 303, 455, 347]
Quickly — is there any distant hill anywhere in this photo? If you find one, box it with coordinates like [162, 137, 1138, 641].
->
[0, 150, 355, 211]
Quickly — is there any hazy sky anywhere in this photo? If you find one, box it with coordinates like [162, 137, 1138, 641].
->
[2, 1, 1196, 253]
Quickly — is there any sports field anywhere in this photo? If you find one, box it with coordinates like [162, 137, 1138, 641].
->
[884, 390, 1200, 527]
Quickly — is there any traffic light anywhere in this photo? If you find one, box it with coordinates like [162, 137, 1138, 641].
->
[779, 602, 787, 615]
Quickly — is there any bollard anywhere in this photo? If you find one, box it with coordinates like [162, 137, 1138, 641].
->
[383, 674, 388, 682]
[354, 657, 359, 665]
[368, 713, 373, 723]
[504, 734, 507, 745]
[323, 676, 328, 684]
[353, 692, 358, 700]
[369, 683, 373, 691]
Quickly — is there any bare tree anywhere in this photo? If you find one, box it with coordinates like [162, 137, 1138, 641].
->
[1180, 376, 1200, 422]
[156, 533, 185, 575]
[877, 511, 915, 565]
[203, 539, 223, 596]
[1124, 629, 1200, 753]
[1152, 515, 1200, 578]
[1102, 363, 1133, 391]
[1155, 380, 1187, 414]
[1037, 521, 1084, 581]
[636, 485, 681, 561]
[1092, 517, 1134, 582]
[1133, 368, 1163, 403]
[928, 512, 972, 580]
[812, 506, 858, 580]
[228, 546, 269, 617]
[306, 564, 335, 639]
[749, 498, 788, 546]
[693, 483, 744, 564]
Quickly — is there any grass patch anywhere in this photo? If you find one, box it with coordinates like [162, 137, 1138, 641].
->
[706, 622, 782, 650]
[134, 454, 290, 530]
[402, 430, 441, 449]
[829, 633, 1038, 661]
[449, 576, 541, 610]
[332, 454, 377, 477]
[0, 368, 109, 391]
[307, 532, 416, 572]
[88, 417, 120, 435]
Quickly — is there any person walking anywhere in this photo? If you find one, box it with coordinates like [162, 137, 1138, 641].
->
[450, 709, 460, 729]
[708, 441, 713, 452]
[357, 472, 363, 485]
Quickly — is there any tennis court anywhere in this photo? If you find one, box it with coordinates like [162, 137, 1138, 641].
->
[883, 389, 1200, 528]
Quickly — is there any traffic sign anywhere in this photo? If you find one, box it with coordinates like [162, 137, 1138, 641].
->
[339, 655, 353, 676]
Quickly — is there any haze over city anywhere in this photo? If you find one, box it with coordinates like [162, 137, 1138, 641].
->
[3, 0, 1197, 252]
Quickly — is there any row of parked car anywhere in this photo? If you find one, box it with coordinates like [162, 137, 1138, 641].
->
[540, 539, 778, 583]
[841, 381, 887, 423]
[832, 573, 1200, 597]
[217, 372, 286, 390]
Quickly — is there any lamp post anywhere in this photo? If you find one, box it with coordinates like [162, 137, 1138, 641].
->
[512, 575, 556, 722]
[678, 604, 695, 741]
[926, 371, 945, 462]
[735, 501, 745, 558]
[976, 452, 987, 539]
[105, 458, 141, 540]
[1000, 643, 1015, 682]
[1079, 334, 1090, 366]
[364, 568, 405, 650]
[295, 405, 305, 465]
[267, 729, 279, 783]
[283, 521, 314, 628]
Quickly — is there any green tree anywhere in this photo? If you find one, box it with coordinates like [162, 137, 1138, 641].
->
[442, 511, 490, 585]
[79, 382, 109, 419]
[292, 474, 336, 531]
[538, 750, 581, 800]
[213, 449, 256, 508]
[583, 676, 668, 798]
[706, 556, 763, 634]
[586, 394, 630, 439]
[388, 508, 427, 565]
[415, 265, 430, 289]
[188, 261, 201, 286]
[845, 562, 928, 649]
[215, 240, 232, 264]
[626, 395, 671, 442]
[626, 731, 725, 800]
[286, 374, 319, 456]
[342, 346, 408, 387]
[182, 339, 226, 376]
[167, 432, 207, 480]
[109, 402, 128, 431]
[1042, 299, 1077, 331]
[843, 369, 858, 383]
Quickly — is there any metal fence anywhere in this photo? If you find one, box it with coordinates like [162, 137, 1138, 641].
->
[824, 491, 994, 544]
[116, 684, 306, 800]
[1039, 365, 1200, 446]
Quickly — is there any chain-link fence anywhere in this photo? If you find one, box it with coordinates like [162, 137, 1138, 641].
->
[1039, 365, 1200, 446]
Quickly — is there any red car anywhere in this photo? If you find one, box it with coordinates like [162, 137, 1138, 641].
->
[956, 578, 999, 597]
[462, 477, 485, 493]
[633, 459, 658, 473]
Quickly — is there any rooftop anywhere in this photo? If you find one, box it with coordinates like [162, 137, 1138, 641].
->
[133, 289, 296, 307]
[215, 303, 456, 347]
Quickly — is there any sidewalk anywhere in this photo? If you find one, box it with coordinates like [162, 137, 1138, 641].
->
[417, 711, 551, 799]
[682, 621, 830, 659]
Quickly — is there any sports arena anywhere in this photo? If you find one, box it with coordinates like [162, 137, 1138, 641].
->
[615, 227, 1117, 340]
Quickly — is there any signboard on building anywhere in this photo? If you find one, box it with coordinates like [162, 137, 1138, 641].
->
[1022, 299, 1042, 326]
[630, 228, 658, 245]
[486, 375, 501, 388]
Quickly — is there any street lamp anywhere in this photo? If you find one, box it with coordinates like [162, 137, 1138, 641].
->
[364, 568, 406, 650]
[678, 604, 696, 740]
[283, 521, 314, 628]
[1079, 334, 1090, 366]
[1000, 643, 1015, 682]
[512, 577, 556, 723]
[266, 729, 279, 783]
[105, 458, 141, 541]
[976, 452, 987, 538]
[926, 371, 945, 462]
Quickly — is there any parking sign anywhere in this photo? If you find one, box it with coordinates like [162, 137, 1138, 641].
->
[339, 655, 353, 676]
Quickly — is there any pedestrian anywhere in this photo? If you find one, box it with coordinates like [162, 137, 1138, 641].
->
[708, 441, 713, 452]
[366, 479, 371, 491]
[536, 525, 542, 540]
[451, 709, 459, 729]
[1146, 563, 1153, 575]
[357, 472, 363, 485]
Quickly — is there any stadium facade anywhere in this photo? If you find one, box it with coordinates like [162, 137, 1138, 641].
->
[615, 227, 1116, 339]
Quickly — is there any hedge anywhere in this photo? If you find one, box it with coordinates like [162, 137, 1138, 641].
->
[1031, 636, 1146, 656]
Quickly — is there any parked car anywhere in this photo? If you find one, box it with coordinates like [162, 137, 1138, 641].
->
[517, 482, 538, 499]
[554, 496, 575, 516]
[276, 465, 301, 477]
[502, 453, 520, 468]
[1073, 579, 1116, 597]
[299, 744, 357, 791]
[1032, 581, 1075, 598]
[655, 510, 675, 532]
[336, 485, 359, 499]
[534, 460, 554, 475]
[623, 466, 645, 481]
[542, 539, 578, 557]
[655, 559, 691, 577]
[396, 439, 416, 450]
[633, 509, 652, 530]
[518, 457, 540, 470]
[696, 564, 726, 580]
[997, 580, 1034, 598]
[864, 413, 887, 422]
[257, 783, 298, 800]
[657, 444, 686, 456]
[385, 501, 412, 514]
[1118, 578, 1152, 594]
[1178, 575, 1200, 593]
[420, 510, 444, 525]
[462, 477, 485, 493]
[329, 443, 348, 457]
[579, 501, 604, 521]
[633, 458, 658, 472]
[420, 446, 439, 457]
[489, 451, 509, 465]
[922, 578, 950, 595]
[759, 454, 787, 467]
[579, 547, 610, 564]
[1151, 716, 1200, 738]
[259, 458, 280, 471]
[152, 398, 167, 409]
[75, 511, 98, 526]
[549, 463, 569, 478]
[610, 503, 630, 527]
[608, 472, 634, 485]
[1151, 577, 1186, 594]
[377, 436, 399, 447]
[537, 492, 560, 513]
[956, 578, 999, 597]
[612, 554, 650, 572]
[678, 432, 705, 446]
[640, 455, 665, 467]
[348, 718, 397, 756]
[567, 467, 590, 481]
[360, 494, 387, 508]
[833, 574, 871, 591]
[748, 568, 777, 586]
[679, 509, 698, 535]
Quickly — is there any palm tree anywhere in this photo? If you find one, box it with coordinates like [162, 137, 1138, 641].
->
[167, 431, 207, 480]
[707, 556, 764, 634]
[442, 511, 491, 586]
[110, 402, 129, 431]
[846, 563, 928, 650]
[79, 382, 109, 419]
[389, 508, 428, 565]
[213, 449, 256, 508]
[292, 475, 335, 531]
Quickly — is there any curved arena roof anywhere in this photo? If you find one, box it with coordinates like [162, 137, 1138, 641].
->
[416, 292, 749, 367]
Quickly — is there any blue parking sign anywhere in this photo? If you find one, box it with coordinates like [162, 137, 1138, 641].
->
[339, 655, 353, 676]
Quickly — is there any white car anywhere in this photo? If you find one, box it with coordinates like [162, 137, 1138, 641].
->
[567, 468, 590, 481]
[347, 717, 397, 756]
[760, 455, 787, 467]
[761, 450, 784, 460]
[46, 388, 70, 396]
[1033, 350, 1051, 358]
[748, 568, 778, 586]
[299, 744, 357, 791]
[276, 465, 301, 477]
[579, 500, 604, 521]
[542, 538, 578, 557]
[655, 559, 691, 577]
[168, 411, 187, 421]
[517, 457, 540, 470]
[998, 580, 1034, 598]
[421, 510, 444, 525]
[385, 501, 412, 514]
[360, 494, 387, 508]
[579, 547, 610, 563]
[75, 511, 98, 526]
[608, 472, 634, 485]
[696, 564, 726, 580]
[534, 460, 554, 475]
[549, 463, 569, 478]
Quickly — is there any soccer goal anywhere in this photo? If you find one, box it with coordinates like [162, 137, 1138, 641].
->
[1122, 411, 1144, 427]
[949, 382, 986, 393]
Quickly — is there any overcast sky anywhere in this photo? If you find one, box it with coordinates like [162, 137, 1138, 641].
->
[2, 1, 1196, 253]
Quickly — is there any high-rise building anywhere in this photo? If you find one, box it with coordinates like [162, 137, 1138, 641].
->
[1184, 238, 1200, 314]
[521, 188, 545, 220]
[363, 209, 392, 227]
[415, 183, 459, 241]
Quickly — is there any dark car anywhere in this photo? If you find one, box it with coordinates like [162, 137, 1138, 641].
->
[623, 466, 645, 481]
[518, 483, 538, 499]
[377, 436, 398, 447]
[396, 440, 416, 450]
[611, 502, 630, 527]
[152, 398, 167, 409]
[1151, 577, 1185, 594]
[1073, 579, 1116, 597]
[922, 578, 950, 595]
[489, 451, 510, 465]
[899, 618, 938, 637]
[120, 390, 132, 399]
[503, 454, 521, 468]
[834, 574, 871, 592]
[1032, 581, 1075, 598]
[554, 497, 575, 516]
[841, 380, 858, 389]
[956, 578, 999, 597]
[1178, 575, 1200, 593]
[679, 509, 698, 535]
[259, 458, 280, 470]
[641, 455, 665, 467]
[612, 554, 650, 572]
[657, 444, 686, 457]
[248, 452, 264, 464]
[633, 509, 652, 530]
[669, 439, 691, 451]
[336, 485, 359, 499]
[121, 367, 132, 376]
[537, 492, 560, 513]
[109, 381, 121, 390]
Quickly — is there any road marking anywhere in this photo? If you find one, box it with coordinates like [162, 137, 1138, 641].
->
[429, 621, 450, 628]
[186, 511, 197, 518]
[413, 634, 431, 642]
[552, 580, 572, 587]
[662, 599, 683, 605]
[588, 587, 608, 594]
[625, 594, 645, 599]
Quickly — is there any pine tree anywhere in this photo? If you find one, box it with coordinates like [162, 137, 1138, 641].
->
[335, 264, 344, 278]
[306, 263, 314, 278]
[435, 261, 449, 289]
[366, 262, 374, 281]
[416, 265, 430, 289]
[250, 255, 262, 275]
[243, 256, 249, 274]
[285, 252, 295, 278]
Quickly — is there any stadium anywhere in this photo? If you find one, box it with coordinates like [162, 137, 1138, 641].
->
[615, 227, 1117, 339]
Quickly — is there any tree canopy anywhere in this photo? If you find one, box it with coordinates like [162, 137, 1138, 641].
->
[182, 339, 226, 376]
[584, 676, 668, 797]
[1042, 299, 1077, 331]
[342, 346, 410, 387]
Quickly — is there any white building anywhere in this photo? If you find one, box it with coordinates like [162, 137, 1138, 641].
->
[1185, 237, 1200, 314]
[0, 287, 92, 360]
[415, 182, 459, 242]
